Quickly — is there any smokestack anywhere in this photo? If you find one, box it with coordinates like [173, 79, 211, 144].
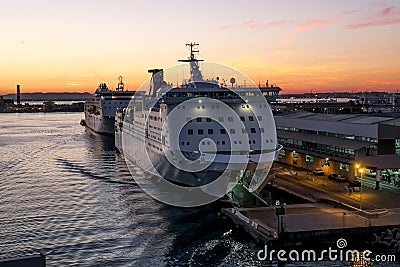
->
[266, 80, 269, 88]
[147, 69, 164, 96]
[16, 84, 21, 105]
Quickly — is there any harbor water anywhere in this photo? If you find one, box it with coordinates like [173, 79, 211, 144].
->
[0, 113, 396, 266]
[0, 113, 263, 266]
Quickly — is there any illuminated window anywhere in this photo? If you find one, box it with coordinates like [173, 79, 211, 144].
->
[306, 155, 313, 162]
[340, 163, 349, 171]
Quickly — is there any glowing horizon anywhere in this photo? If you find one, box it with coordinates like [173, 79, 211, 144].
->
[1, 0, 399, 95]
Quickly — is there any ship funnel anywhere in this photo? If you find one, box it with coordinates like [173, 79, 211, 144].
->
[147, 69, 164, 97]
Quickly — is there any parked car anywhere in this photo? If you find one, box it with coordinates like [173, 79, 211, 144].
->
[313, 168, 324, 175]
[349, 180, 361, 188]
[328, 174, 346, 182]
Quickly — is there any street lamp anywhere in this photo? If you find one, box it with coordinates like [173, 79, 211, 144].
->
[359, 168, 364, 211]
[355, 163, 360, 178]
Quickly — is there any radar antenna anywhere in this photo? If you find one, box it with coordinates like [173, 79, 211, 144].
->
[178, 42, 204, 82]
[116, 76, 124, 91]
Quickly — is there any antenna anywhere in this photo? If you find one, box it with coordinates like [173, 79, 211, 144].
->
[178, 42, 204, 82]
[178, 42, 204, 63]
[116, 76, 124, 91]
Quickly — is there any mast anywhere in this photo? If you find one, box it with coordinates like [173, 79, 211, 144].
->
[116, 76, 124, 91]
[178, 42, 204, 82]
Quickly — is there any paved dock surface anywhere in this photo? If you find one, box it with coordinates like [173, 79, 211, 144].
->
[222, 165, 400, 243]
[271, 165, 400, 210]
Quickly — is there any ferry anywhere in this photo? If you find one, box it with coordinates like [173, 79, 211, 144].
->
[83, 77, 135, 134]
[116, 43, 281, 195]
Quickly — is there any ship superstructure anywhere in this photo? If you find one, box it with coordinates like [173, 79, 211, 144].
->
[118, 43, 281, 193]
[84, 77, 135, 134]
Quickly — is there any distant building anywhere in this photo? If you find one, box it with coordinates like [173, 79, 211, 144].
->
[0, 96, 14, 112]
[275, 111, 400, 190]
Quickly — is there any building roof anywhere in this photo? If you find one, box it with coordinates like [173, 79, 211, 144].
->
[277, 130, 372, 150]
[357, 155, 400, 169]
[276, 111, 400, 126]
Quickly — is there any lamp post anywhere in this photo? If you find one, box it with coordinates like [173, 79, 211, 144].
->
[359, 168, 364, 211]
[355, 163, 360, 179]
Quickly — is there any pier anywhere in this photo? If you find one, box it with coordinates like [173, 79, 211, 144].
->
[222, 165, 400, 245]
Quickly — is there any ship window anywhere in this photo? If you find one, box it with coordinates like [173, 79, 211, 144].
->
[198, 129, 203, 135]
[206, 117, 212, 122]
[218, 117, 224, 122]
[257, 116, 262, 121]
[220, 129, 226, 134]
[186, 142, 190, 145]
[248, 116, 254, 121]
[239, 140, 242, 144]
[196, 118, 202, 122]
[251, 128, 256, 133]
[197, 106, 200, 109]
[181, 141, 185, 145]
[222, 141, 226, 145]
[228, 117, 233, 122]
[246, 105, 249, 108]
[252, 140, 256, 144]
[217, 141, 220, 145]
[234, 141, 237, 144]
[188, 129, 193, 135]
[202, 106, 205, 109]
[230, 129, 235, 134]
[260, 128, 265, 133]
[240, 116, 245, 121]
[202, 141, 205, 145]
[266, 140, 269, 143]
[208, 129, 214, 134]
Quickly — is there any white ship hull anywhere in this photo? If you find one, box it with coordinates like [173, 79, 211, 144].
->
[85, 113, 115, 135]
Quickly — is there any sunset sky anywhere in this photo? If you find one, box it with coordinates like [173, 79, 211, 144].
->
[1, 0, 399, 95]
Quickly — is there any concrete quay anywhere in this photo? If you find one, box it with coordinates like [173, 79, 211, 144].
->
[222, 165, 400, 244]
